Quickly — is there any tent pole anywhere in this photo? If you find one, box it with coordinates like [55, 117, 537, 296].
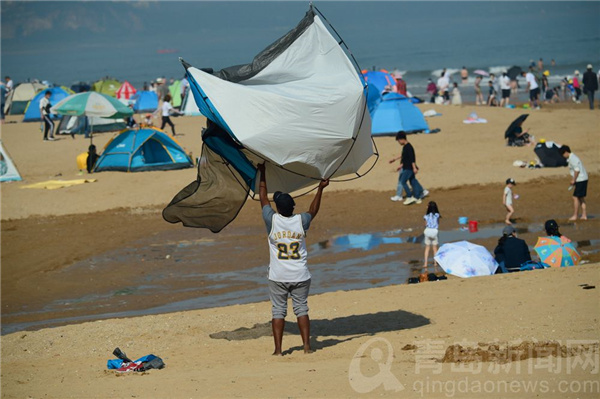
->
[90, 120, 94, 145]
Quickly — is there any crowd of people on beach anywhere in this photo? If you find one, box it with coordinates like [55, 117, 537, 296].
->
[420, 62, 599, 110]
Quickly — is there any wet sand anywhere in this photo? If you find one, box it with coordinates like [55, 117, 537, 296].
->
[2, 177, 600, 334]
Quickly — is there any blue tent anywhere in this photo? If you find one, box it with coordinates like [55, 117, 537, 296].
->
[23, 87, 72, 122]
[371, 93, 429, 136]
[362, 71, 396, 95]
[132, 91, 158, 113]
[94, 128, 193, 172]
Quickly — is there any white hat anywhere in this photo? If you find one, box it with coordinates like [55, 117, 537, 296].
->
[587, 64, 593, 69]
[574, 70, 580, 75]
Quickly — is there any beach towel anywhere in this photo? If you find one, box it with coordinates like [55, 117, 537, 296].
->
[21, 179, 97, 190]
[462, 112, 487, 124]
[423, 109, 442, 117]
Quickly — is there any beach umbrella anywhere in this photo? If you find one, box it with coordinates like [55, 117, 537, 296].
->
[534, 236, 581, 267]
[507, 66, 522, 80]
[473, 69, 490, 77]
[434, 241, 498, 278]
[504, 114, 529, 139]
[51, 92, 133, 142]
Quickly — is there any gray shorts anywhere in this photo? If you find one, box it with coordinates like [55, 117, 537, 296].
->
[424, 227, 439, 245]
[268, 279, 311, 319]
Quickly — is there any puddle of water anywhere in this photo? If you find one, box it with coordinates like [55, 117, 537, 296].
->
[4, 220, 598, 335]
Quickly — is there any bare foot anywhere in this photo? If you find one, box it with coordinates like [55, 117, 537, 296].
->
[505, 220, 512, 225]
[304, 347, 313, 354]
[581, 216, 588, 220]
[272, 351, 283, 356]
[568, 216, 577, 221]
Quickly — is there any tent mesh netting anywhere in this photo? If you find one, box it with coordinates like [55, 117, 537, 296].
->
[163, 124, 250, 233]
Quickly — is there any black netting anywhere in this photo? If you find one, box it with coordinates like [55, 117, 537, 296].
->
[162, 144, 249, 233]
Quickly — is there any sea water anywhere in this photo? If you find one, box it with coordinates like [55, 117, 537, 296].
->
[2, 1, 599, 97]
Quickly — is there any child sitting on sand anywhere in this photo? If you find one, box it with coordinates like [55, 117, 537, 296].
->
[142, 113, 154, 128]
[423, 201, 441, 273]
[503, 178, 516, 225]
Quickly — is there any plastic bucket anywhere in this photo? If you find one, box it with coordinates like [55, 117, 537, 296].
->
[458, 216, 468, 225]
[469, 220, 478, 232]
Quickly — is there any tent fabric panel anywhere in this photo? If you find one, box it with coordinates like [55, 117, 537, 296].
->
[132, 91, 159, 113]
[94, 153, 132, 171]
[163, 144, 249, 232]
[0, 142, 23, 182]
[371, 94, 429, 135]
[130, 139, 173, 168]
[23, 87, 72, 122]
[186, 14, 368, 185]
[180, 90, 201, 116]
[93, 79, 121, 97]
[215, 9, 315, 84]
[168, 80, 182, 107]
[8, 101, 30, 115]
[203, 122, 256, 188]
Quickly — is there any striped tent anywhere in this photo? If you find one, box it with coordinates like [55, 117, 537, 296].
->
[116, 81, 137, 100]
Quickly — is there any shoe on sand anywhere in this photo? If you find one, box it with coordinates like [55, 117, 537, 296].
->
[390, 195, 403, 202]
[403, 197, 417, 205]
[416, 199, 423, 204]
[422, 189, 429, 198]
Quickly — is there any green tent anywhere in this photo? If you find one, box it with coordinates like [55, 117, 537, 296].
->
[92, 78, 121, 97]
[169, 80, 182, 108]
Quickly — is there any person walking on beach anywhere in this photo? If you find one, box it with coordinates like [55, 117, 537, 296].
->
[559, 145, 588, 221]
[572, 71, 582, 103]
[582, 64, 598, 110]
[503, 178, 516, 225]
[156, 94, 181, 136]
[523, 67, 540, 109]
[257, 163, 328, 355]
[39, 90, 56, 141]
[423, 201, 441, 273]
[389, 131, 425, 205]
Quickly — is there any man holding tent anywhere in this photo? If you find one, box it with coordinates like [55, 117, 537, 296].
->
[257, 163, 328, 355]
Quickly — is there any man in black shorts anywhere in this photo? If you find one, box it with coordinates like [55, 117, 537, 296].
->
[560, 145, 588, 221]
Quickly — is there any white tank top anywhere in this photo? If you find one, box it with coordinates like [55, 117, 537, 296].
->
[268, 213, 310, 282]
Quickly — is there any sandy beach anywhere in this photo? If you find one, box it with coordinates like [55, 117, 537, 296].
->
[2, 103, 600, 398]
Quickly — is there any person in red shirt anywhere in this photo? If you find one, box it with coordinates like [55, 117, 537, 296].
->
[395, 76, 407, 96]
